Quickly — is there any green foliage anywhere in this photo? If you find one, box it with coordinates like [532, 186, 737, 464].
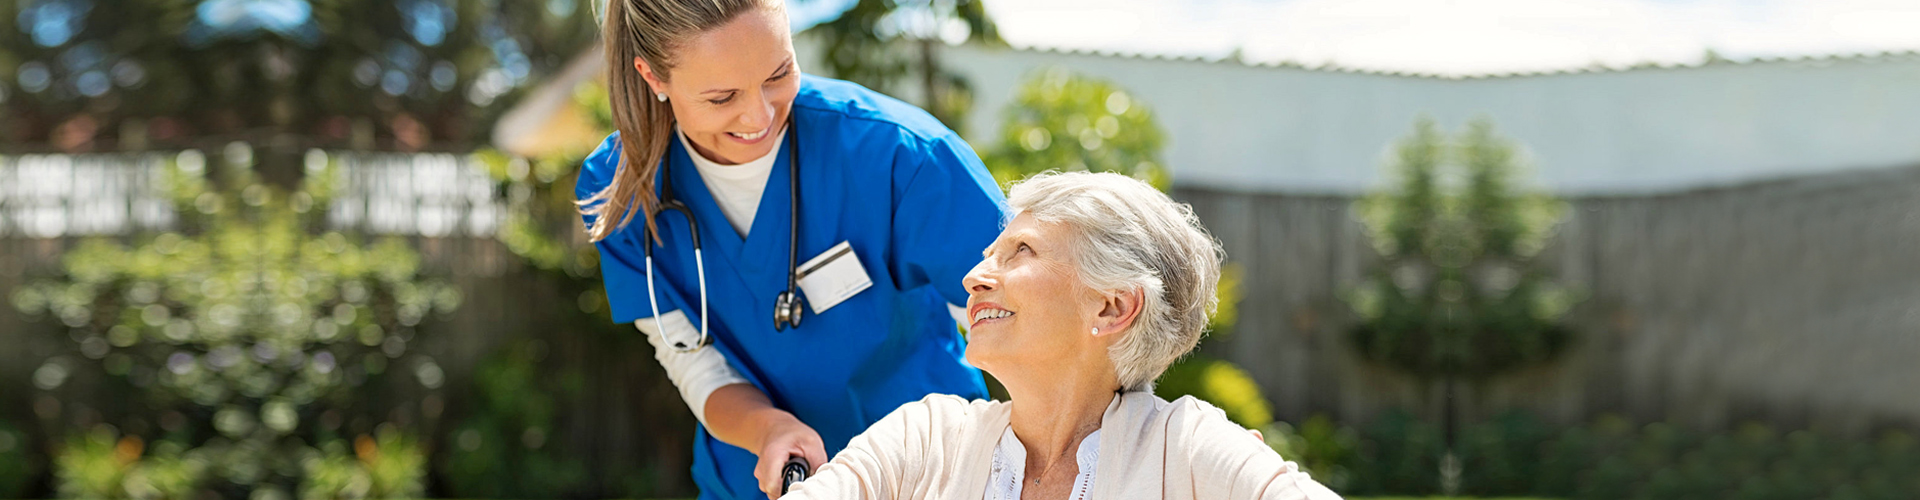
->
[1265, 415, 1362, 492]
[301, 426, 427, 500]
[301, 441, 373, 500]
[1154, 356, 1272, 429]
[13, 147, 451, 497]
[803, 0, 1000, 129]
[1263, 411, 1920, 500]
[122, 441, 205, 500]
[473, 79, 613, 279]
[1208, 263, 1244, 337]
[52, 426, 204, 500]
[52, 427, 135, 500]
[438, 340, 590, 498]
[0, 422, 32, 498]
[0, 0, 600, 147]
[982, 67, 1169, 190]
[358, 428, 427, 499]
[1348, 118, 1577, 379]
[1346, 498, 1558, 500]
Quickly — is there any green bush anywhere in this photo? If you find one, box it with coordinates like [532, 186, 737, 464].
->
[18, 148, 451, 499]
[123, 440, 206, 500]
[51, 426, 204, 500]
[53, 427, 133, 500]
[0, 422, 32, 499]
[300, 426, 425, 500]
[1265, 415, 1361, 492]
[437, 341, 589, 498]
[1262, 410, 1920, 500]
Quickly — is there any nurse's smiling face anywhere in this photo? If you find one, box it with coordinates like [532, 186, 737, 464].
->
[635, 6, 799, 165]
[962, 213, 1118, 386]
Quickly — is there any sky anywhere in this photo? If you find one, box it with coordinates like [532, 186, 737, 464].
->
[935, 0, 1920, 76]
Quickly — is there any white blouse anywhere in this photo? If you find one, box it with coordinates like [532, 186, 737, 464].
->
[984, 427, 1101, 500]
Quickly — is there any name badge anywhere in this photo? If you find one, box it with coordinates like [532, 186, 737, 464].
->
[795, 241, 873, 314]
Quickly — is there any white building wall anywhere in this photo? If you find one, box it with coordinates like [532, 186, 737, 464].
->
[796, 38, 1920, 196]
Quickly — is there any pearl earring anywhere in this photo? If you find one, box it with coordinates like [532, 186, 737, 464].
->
[656, 92, 667, 102]
[1092, 327, 1099, 336]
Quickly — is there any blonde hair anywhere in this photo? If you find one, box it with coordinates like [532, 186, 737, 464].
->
[1006, 171, 1225, 392]
[579, 0, 783, 242]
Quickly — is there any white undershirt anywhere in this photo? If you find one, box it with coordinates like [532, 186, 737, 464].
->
[678, 126, 783, 237]
[984, 428, 1100, 500]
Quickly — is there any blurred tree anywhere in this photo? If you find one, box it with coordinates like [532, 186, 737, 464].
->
[802, 0, 1000, 131]
[1346, 117, 1577, 495]
[980, 67, 1168, 189]
[0, 0, 599, 151]
[11, 146, 458, 499]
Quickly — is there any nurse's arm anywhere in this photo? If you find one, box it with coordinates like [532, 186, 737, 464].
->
[633, 312, 750, 428]
[705, 383, 831, 499]
[632, 314, 829, 498]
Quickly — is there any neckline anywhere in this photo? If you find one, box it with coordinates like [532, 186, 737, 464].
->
[996, 427, 1102, 472]
[662, 127, 794, 278]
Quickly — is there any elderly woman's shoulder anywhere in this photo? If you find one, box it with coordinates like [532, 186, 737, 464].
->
[1104, 392, 1261, 448]
[1135, 394, 1345, 498]
[1163, 394, 1236, 421]
[903, 393, 1004, 414]
[1120, 392, 1238, 426]
[1130, 393, 1266, 449]
[871, 394, 1010, 437]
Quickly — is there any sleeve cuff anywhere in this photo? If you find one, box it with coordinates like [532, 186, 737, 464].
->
[635, 311, 751, 428]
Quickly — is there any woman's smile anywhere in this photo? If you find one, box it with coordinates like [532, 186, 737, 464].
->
[724, 122, 778, 144]
[968, 302, 1015, 329]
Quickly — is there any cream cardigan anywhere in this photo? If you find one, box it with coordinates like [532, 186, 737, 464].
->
[785, 391, 1344, 500]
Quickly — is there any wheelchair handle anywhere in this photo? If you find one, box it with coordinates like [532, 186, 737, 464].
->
[780, 456, 810, 495]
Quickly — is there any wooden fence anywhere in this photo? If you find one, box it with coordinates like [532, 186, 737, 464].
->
[1177, 164, 1920, 435]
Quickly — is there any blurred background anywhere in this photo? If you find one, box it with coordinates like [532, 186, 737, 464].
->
[3, 0, 1920, 499]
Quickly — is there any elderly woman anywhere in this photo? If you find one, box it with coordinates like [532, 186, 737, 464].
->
[783, 171, 1340, 500]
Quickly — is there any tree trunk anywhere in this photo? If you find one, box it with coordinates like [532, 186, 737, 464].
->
[1440, 376, 1462, 496]
[919, 38, 944, 127]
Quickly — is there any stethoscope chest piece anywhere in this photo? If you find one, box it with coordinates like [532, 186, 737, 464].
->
[774, 290, 804, 330]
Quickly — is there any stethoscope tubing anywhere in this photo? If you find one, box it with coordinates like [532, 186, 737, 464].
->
[646, 117, 802, 352]
[646, 202, 711, 352]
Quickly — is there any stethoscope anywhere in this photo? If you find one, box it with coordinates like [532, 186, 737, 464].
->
[644, 117, 806, 353]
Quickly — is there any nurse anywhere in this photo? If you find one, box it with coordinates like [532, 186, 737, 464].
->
[575, 0, 1004, 499]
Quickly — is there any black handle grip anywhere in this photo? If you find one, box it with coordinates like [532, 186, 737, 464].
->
[780, 456, 810, 494]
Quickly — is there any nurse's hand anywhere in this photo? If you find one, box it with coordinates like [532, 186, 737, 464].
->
[755, 415, 828, 499]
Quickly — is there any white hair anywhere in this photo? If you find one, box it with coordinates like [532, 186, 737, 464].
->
[1005, 171, 1225, 392]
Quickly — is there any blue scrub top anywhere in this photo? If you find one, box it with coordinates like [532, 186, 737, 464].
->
[576, 75, 1006, 500]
